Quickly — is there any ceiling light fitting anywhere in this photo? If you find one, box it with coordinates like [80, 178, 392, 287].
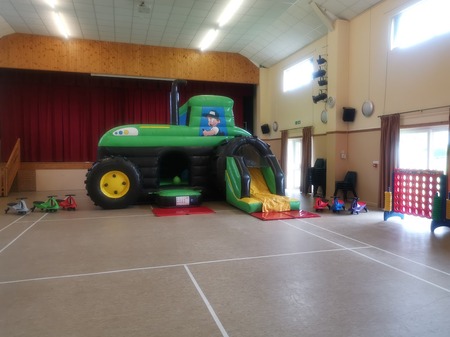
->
[199, 0, 243, 51]
[53, 11, 69, 39]
[218, 0, 243, 27]
[46, 0, 56, 9]
[199, 29, 218, 51]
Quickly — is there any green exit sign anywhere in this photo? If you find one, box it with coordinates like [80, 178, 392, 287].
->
[294, 120, 301, 125]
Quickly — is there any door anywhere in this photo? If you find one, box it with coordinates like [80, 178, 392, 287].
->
[286, 138, 301, 192]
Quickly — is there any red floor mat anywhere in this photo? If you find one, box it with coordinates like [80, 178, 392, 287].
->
[152, 206, 215, 217]
[250, 210, 320, 221]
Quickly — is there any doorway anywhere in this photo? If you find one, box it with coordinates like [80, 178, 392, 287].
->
[286, 138, 301, 193]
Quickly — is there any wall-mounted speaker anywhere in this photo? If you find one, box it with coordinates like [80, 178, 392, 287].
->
[261, 123, 270, 134]
[343, 107, 356, 122]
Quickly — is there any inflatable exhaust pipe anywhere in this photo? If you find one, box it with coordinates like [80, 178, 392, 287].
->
[170, 79, 187, 125]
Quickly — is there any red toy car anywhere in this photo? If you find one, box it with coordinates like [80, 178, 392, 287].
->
[58, 194, 77, 211]
[313, 197, 330, 211]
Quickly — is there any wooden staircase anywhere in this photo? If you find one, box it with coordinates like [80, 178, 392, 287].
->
[1, 138, 21, 197]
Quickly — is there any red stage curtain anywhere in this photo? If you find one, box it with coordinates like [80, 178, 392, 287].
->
[0, 69, 254, 162]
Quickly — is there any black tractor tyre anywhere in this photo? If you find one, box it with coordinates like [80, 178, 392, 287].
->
[85, 157, 142, 209]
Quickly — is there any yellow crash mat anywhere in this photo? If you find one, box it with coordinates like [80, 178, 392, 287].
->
[248, 168, 291, 212]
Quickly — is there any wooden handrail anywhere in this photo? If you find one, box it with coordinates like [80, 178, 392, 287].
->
[1, 138, 21, 197]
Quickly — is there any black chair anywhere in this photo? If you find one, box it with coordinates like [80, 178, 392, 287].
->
[308, 158, 326, 197]
[334, 171, 357, 201]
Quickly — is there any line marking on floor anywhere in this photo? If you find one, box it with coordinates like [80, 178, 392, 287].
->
[291, 218, 450, 277]
[282, 219, 450, 293]
[184, 265, 229, 337]
[0, 247, 367, 285]
[1, 215, 448, 294]
[39, 214, 152, 222]
[0, 215, 28, 233]
[0, 213, 48, 255]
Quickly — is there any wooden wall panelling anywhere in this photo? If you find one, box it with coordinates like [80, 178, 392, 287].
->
[0, 33, 259, 84]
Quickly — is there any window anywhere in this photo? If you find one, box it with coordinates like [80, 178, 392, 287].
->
[283, 58, 313, 92]
[399, 125, 448, 173]
[391, 0, 450, 50]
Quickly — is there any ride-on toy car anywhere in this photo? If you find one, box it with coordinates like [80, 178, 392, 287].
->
[349, 197, 368, 214]
[32, 195, 60, 212]
[5, 197, 30, 215]
[58, 194, 77, 210]
[313, 197, 330, 211]
[330, 196, 345, 213]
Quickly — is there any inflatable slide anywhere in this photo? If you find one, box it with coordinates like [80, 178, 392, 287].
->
[220, 138, 300, 213]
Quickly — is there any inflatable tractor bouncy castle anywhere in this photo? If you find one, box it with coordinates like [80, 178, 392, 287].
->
[85, 80, 299, 213]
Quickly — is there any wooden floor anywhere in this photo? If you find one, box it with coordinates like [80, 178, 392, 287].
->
[1, 190, 450, 337]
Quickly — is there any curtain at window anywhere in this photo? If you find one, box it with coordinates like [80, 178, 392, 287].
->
[379, 114, 400, 208]
[448, 109, 450, 193]
[280, 130, 288, 175]
[300, 126, 312, 194]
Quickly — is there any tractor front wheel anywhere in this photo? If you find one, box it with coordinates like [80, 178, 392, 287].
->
[85, 157, 141, 209]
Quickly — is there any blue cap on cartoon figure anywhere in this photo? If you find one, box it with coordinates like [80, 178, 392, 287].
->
[205, 110, 219, 119]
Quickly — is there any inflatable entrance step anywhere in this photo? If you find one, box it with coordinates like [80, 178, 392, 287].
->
[156, 188, 202, 207]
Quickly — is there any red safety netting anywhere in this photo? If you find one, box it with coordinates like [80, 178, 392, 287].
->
[393, 169, 443, 219]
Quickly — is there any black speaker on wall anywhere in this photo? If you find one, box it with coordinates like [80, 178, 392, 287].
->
[261, 123, 270, 134]
[343, 107, 356, 122]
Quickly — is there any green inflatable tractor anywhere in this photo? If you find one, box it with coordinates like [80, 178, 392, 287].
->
[85, 80, 299, 212]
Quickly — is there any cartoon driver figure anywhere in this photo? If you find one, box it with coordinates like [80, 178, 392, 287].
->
[202, 110, 221, 136]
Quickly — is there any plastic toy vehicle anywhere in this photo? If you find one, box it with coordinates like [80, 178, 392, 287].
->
[330, 196, 345, 213]
[5, 197, 30, 215]
[32, 195, 60, 212]
[349, 197, 368, 214]
[313, 197, 330, 211]
[58, 194, 77, 210]
[85, 80, 299, 213]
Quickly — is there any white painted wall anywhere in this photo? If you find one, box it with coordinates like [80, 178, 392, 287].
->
[257, 0, 450, 206]
[36, 169, 86, 191]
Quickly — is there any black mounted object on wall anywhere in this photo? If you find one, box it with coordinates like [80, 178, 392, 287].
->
[316, 55, 327, 65]
[312, 92, 327, 104]
[261, 123, 270, 134]
[343, 107, 356, 122]
[312, 69, 326, 79]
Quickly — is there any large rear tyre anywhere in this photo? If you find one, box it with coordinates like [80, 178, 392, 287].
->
[85, 157, 142, 209]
